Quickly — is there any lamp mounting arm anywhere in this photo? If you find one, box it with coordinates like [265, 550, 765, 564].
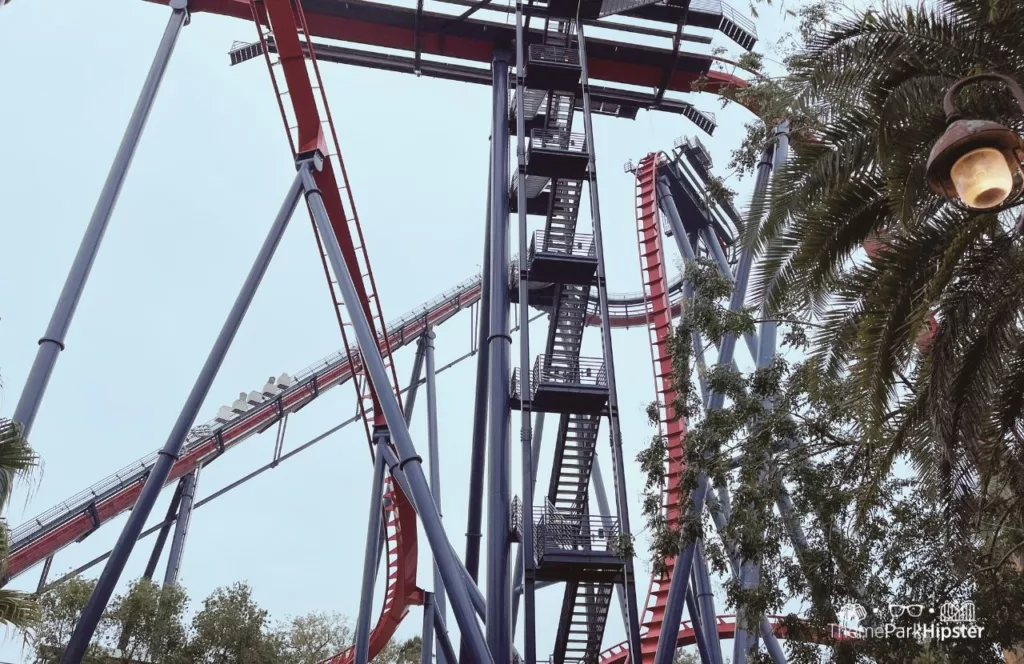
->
[943, 73, 1024, 123]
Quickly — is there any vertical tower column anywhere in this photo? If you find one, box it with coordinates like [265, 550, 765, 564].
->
[12, 0, 189, 446]
[463, 153, 493, 593]
[484, 47, 513, 664]
[575, 22, 644, 663]
[511, 3, 538, 662]
[420, 593, 436, 664]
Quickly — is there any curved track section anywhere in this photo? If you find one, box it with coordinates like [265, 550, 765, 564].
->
[322, 478, 420, 664]
[630, 153, 688, 662]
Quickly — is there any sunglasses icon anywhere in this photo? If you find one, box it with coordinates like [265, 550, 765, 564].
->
[889, 604, 925, 618]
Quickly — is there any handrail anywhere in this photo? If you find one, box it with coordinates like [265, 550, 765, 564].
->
[533, 354, 607, 390]
[527, 43, 580, 67]
[689, 0, 757, 39]
[530, 128, 588, 153]
[534, 502, 621, 556]
[529, 229, 596, 260]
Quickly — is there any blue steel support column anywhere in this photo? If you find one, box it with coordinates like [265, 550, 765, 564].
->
[459, 136, 495, 664]
[163, 468, 199, 586]
[484, 48, 513, 664]
[576, 22, 643, 663]
[734, 124, 789, 664]
[355, 434, 387, 664]
[685, 582, 714, 664]
[299, 162, 493, 664]
[511, 412, 544, 634]
[61, 163, 306, 664]
[658, 177, 759, 363]
[653, 139, 777, 663]
[12, 0, 189, 446]
[743, 122, 791, 664]
[405, 334, 429, 425]
[420, 593, 436, 664]
[424, 328, 448, 664]
[653, 476, 712, 664]
[661, 215, 724, 664]
[461, 144, 493, 664]
[705, 489, 786, 663]
[380, 444, 533, 664]
[433, 604, 461, 664]
[512, 3, 537, 662]
[465, 150, 493, 585]
[142, 479, 185, 581]
[693, 544, 723, 664]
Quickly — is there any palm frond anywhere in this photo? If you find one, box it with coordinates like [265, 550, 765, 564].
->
[0, 419, 37, 510]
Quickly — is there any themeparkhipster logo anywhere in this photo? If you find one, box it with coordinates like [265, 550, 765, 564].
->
[830, 601, 985, 641]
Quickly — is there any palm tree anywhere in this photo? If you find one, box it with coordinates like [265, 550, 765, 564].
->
[0, 417, 40, 629]
[748, 0, 1024, 530]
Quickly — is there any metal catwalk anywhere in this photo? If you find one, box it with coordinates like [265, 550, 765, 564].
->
[4, 0, 837, 662]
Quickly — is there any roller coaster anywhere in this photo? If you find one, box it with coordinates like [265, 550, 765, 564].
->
[3, 0, 831, 662]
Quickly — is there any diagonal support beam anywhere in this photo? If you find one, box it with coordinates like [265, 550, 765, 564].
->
[355, 434, 388, 664]
[299, 159, 494, 664]
[60, 159, 306, 664]
[424, 327, 448, 664]
[142, 478, 186, 581]
[163, 468, 199, 586]
[12, 0, 189, 446]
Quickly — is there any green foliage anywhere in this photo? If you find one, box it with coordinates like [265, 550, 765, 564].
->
[613, 532, 637, 559]
[704, 176, 738, 211]
[103, 578, 188, 663]
[0, 418, 40, 631]
[280, 611, 351, 663]
[372, 636, 422, 664]
[633, 256, 1024, 660]
[36, 577, 105, 663]
[35, 577, 419, 663]
[745, 0, 1024, 554]
[188, 582, 285, 663]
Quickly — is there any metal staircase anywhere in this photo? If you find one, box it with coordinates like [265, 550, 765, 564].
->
[508, 0, 642, 657]
[548, 413, 601, 515]
[554, 581, 615, 664]
[547, 180, 583, 235]
[546, 284, 588, 361]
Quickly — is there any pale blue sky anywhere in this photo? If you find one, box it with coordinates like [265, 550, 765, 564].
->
[0, 0, 790, 660]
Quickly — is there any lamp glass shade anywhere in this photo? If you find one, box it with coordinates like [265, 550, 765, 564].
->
[950, 146, 1014, 209]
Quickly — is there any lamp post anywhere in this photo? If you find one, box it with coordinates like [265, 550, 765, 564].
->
[926, 73, 1024, 211]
